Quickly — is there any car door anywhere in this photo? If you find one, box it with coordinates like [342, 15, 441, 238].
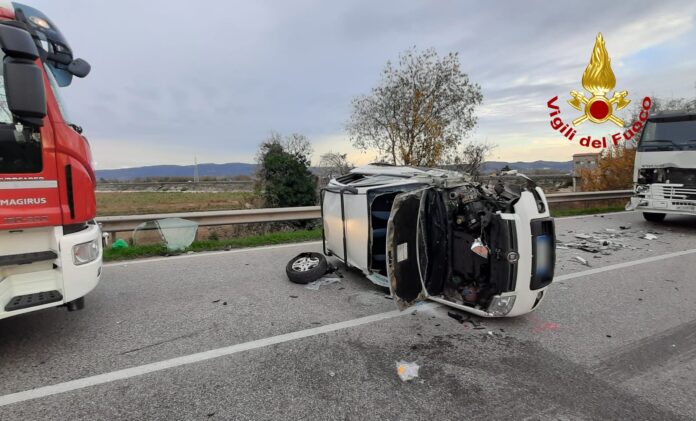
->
[386, 188, 428, 310]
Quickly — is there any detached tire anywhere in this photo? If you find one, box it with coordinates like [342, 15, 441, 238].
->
[643, 212, 666, 222]
[286, 252, 328, 284]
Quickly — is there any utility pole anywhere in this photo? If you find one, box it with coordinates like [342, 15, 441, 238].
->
[193, 155, 200, 183]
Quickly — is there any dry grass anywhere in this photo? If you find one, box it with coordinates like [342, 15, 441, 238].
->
[96, 191, 262, 216]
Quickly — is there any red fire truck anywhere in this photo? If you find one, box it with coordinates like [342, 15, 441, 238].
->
[0, 1, 100, 320]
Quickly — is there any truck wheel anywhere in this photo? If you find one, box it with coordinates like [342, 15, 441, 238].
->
[66, 297, 85, 312]
[286, 252, 328, 284]
[643, 212, 666, 222]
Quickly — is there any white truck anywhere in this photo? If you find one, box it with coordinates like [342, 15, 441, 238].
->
[626, 110, 696, 221]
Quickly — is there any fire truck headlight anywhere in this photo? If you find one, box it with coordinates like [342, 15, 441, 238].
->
[73, 239, 100, 265]
[29, 16, 51, 29]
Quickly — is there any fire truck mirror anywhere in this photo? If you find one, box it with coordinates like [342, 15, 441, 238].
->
[3, 58, 47, 127]
[68, 58, 91, 78]
[0, 24, 39, 61]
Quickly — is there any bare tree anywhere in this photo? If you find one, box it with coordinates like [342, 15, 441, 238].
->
[318, 151, 354, 179]
[284, 133, 313, 163]
[348, 47, 483, 167]
[258, 132, 314, 165]
[450, 141, 496, 179]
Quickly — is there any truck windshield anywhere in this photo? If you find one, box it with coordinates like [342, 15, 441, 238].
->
[0, 53, 43, 174]
[638, 117, 696, 151]
[45, 64, 72, 123]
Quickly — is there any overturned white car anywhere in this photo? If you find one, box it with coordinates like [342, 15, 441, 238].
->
[287, 165, 556, 317]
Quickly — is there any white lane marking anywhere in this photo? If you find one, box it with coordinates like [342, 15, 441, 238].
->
[554, 248, 696, 281]
[556, 210, 635, 220]
[0, 180, 58, 189]
[103, 241, 323, 267]
[0, 302, 437, 407]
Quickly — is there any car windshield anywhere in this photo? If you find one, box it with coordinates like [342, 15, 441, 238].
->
[638, 118, 696, 151]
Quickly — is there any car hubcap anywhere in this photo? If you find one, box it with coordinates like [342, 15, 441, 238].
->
[292, 256, 320, 272]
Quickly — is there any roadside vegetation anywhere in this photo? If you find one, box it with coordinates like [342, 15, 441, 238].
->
[104, 228, 322, 262]
[551, 205, 626, 218]
[96, 191, 260, 216]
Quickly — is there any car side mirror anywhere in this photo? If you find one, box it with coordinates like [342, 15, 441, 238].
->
[68, 58, 90, 78]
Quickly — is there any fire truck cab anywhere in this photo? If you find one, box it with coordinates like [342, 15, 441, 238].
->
[0, 1, 100, 320]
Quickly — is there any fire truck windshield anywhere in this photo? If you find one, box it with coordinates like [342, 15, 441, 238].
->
[45, 63, 72, 123]
[0, 69, 11, 125]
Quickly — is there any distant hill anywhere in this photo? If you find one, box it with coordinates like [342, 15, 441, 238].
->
[481, 160, 572, 173]
[96, 163, 257, 181]
[96, 160, 572, 180]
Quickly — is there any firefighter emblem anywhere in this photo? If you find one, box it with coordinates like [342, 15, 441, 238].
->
[568, 33, 630, 127]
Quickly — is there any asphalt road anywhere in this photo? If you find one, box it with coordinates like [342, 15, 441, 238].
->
[1, 211, 695, 420]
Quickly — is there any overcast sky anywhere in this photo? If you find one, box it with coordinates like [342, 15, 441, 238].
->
[27, 0, 696, 169]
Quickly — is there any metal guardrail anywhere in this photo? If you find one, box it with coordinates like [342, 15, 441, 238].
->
[97, 190, 633, 234]
[545, 189, 632, 203]
[97, 206, 321, 233]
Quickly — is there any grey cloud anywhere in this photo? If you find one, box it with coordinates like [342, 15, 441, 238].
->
[26, 0, 696, 167]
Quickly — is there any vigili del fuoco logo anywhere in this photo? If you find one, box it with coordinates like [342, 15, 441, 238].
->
[547, 33, 652, 149]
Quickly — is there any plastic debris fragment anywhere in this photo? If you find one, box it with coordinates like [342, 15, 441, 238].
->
[396, 360, 420, 381]
[470, 238, 489, 258]
[111, 239, 129, 249]
[573, 256, 589, 266]
[643, 234, 658, 240]
[305, 277, 341, 291]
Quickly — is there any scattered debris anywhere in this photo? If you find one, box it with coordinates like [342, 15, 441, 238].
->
[384, 295, 394, 300]
[222, 301, 227, 306]
[289, 295, 298, 299]
[111, 239, 129, 250]
[619, 224, 632, 230]
[305, 277, 342, 291]
[573, 256, 590, 266]
[329, 371, 336, 377]
[396, 360, 420, 382]
[447, 311, 465, 323]
[643, 233, 658, 240]
[211, 299, 220, 303]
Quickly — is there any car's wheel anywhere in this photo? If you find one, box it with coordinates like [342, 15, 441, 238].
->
[643, 212, 666, 222]
[286, 252, 328, 284]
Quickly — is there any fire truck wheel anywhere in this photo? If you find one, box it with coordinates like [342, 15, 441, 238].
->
[643, 212, 666, 222]
[286, 252, 328, 284]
